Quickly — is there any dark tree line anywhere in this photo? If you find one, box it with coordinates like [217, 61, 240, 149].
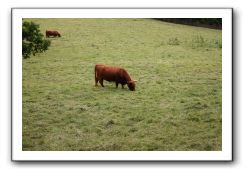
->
[154, 18, 222, 29]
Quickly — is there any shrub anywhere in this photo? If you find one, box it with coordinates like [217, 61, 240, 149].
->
[22, 21, 51, 59]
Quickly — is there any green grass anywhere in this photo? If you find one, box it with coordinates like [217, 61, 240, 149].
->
[22, 18, 222, 151]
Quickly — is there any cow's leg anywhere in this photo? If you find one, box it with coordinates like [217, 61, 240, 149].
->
[95, 67, 98, 86]
[122, 84, 124, 89]
[99, 79, 104, 87]
[95, 77, 99, 86]
[116, 82, 119, 88]
[95, 80, 98, 86]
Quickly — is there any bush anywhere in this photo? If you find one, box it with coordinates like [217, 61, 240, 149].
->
[22, 21, 51, 59]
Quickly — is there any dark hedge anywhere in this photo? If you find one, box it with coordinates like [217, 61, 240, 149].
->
[154, 18, 222, 29]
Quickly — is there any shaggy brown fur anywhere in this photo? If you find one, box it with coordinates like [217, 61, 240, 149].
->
[46, 30, 61, 38]
[95, 64, 137, 91]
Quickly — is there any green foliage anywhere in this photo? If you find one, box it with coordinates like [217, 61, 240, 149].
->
[22, 21, 51, 59]
[156, 18, 222, 29]
[23, 19, 222, 151]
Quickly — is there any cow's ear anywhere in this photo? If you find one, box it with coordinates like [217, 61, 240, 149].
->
[133, 80, 137, 82]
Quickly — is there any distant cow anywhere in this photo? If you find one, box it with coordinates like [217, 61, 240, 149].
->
[95, 64, 137, 91]
[46, 30, 61, 38]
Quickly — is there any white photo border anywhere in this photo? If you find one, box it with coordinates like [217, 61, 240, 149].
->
[12, 8, 233, 161]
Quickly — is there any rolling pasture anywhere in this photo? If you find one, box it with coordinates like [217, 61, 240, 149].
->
[23, 19, 222, 151]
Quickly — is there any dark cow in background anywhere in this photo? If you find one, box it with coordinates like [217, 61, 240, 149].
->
[95, 64, 137, 91]
[46, 30, 61, 38]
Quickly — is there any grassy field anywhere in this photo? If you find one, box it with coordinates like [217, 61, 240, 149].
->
[22, 18, 222, 151]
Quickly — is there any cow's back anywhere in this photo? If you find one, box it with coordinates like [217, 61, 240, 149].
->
[100, 66, 120, 82]
[46, 30, 61, 37]
[96, 65, 126, 84]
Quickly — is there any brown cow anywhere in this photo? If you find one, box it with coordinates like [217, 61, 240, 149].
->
[95, 64, 137, 91]
[46, 30, 61, 38]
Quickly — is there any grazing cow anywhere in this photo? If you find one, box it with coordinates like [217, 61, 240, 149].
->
[95, 64, 137, 91]
[46, 30, 61, 38]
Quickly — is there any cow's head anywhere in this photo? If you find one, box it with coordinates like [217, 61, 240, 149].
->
[127, 80, 137, 91]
